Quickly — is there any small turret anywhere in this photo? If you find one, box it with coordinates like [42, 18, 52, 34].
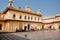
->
[25, 5, 31, 12]
[8, 0, 13, 7]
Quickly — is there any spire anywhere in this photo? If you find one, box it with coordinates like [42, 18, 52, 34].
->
[8, 0, 13, 7]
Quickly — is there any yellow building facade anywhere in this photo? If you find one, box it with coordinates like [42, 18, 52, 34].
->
[0, 0, 42, 32]
[43, 15, 60, 30]
[0, 0, 60, 32]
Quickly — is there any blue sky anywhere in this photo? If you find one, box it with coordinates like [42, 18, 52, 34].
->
[0, 0, 60, 17]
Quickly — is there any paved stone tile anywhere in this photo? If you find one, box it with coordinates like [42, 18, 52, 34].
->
[0, 30, 60, 40]
[0, 33, 30, 40]
[12, 30, 60, 40]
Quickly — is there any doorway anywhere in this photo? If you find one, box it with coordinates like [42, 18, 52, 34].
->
[0, 24, 2, 30]
[24, 26, 27, 31]
[27, 24, 30, 30]
[42, 25, 44, 29]
[49, 26, 51, 29]
[59, 25, 60, 29]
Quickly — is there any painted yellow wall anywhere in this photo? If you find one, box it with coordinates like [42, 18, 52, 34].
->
[0, 21, 6, 32]
[4, 10, 42, 22]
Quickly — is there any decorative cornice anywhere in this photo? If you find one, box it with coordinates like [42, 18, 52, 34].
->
[2, 7, 42, 17]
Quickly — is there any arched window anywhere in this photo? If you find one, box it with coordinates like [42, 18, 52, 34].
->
[19, 15, 22, 19]
[38, 18, 39, 21]
[35, 17, 36, 20]
[13, 14, 15, 19]
[25, 16, 26, 20]
[28, 16, 30, 20]
[0, 15, 1, 19]
[56, 17, 59, 20]
[31, 17, 32, 20]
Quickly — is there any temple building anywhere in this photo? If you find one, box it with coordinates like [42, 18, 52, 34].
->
[0, 0, 60, 32]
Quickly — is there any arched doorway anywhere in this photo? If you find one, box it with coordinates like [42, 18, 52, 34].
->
[24, 26, 27, 31]
[24, 24, 30, 31]
[27, 24, 30, 30]
[48, 26, 51, 29]
[59, 25, 60, 29]
[42, 25, 44, 29]
[0, 24, 2, 30]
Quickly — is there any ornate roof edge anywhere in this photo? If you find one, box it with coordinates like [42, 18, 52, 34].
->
[2, 7, 42, 16]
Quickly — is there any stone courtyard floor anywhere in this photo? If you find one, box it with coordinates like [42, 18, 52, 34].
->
[0, 30, 60, 40]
